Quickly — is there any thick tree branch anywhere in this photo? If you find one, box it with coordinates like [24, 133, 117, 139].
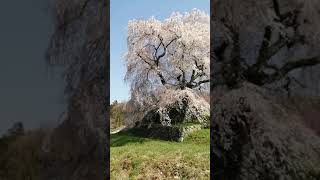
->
[155, 36, 179, 65]
[280, 56, 320, 76]
[214, 41, 228, 62]
[137, 53, 152, 66]
[137, 52, 168, 86]
[165, 36, 179, 48]
[253, 35, 287, 72]
[253, 8, 302, 72]
[157, 72, 167, 85]
[267, 56, 320, 83]
[254, 26, 272, 69]
[191, 79, 210, 88]
[190, 70, 196, 83]
[272, 0, 281, 18]
[177, 67, 186, 88]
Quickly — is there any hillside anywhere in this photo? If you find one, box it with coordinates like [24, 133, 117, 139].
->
[110, 129, 210, 179]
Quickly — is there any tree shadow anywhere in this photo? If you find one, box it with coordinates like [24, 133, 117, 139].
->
[110, 131, 146, 147]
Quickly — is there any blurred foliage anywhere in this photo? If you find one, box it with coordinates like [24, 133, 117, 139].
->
[110, 100, 126, 130]
[0, 122, 45, 180]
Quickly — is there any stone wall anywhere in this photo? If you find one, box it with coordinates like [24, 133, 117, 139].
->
[129, 124, 203, 142]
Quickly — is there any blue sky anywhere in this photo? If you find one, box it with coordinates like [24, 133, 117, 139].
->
[110, 0, 210, 103]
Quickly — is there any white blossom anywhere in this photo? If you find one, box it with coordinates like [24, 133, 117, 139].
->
[124, 9, 210, 107]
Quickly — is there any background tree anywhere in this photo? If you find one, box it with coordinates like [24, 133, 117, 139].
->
[110, 101, 126, 129]
[44, 0, 107, 179]
[7, 122, 24, 137]
[124, 9, 210, 111]
[46, 0, 107, 132]
[212, 0, 320, 94]
[46, 0, 107, 140]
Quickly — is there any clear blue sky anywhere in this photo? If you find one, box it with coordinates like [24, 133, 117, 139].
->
[110, 0, 210, 103]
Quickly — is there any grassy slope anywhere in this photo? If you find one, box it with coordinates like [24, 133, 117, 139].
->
[110, 129, 210, 180]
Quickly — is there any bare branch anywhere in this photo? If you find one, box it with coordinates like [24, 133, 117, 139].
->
[190, 79, 210, 88]
[267, 56, 320, 83]
[280, 56, 320, 76]
[165, 36, 179, 48]
[157, 71, 167, 85]
[254, 36, 287, 72]
[254, 26, 273, 69]
[137, 53, 152, 66]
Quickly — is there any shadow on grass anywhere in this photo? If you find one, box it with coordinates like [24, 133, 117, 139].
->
[110, 131, 147, 147]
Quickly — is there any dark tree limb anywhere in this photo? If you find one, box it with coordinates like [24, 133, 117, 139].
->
[137, 52, 168, 86]
[153, 35, 179, 67]
[272, 0, 281, 18]
[254, 26, 273, 70]
[190, 79, 210, 88]
[137, 53, 152, 66]
[280, 56, 320, 76]
[186, 79, 210, 89]
[214, 41, 228, 62]
[253, 36, 287, 72]
[190, 69, 196, 83]
[157, 72, 167, 85]
[267, 56, 320, 83]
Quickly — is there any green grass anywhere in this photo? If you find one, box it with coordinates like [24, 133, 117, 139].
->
[110, 129, 210, 180]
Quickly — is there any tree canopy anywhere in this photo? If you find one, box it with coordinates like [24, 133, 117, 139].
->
[124, 9, 210, 107]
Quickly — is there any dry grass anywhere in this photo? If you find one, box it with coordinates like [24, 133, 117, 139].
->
[0, 130, 45, 180]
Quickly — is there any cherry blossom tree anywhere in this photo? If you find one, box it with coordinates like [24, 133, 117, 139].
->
[124, 9, 210, 106]
[123, 9, 210, 126]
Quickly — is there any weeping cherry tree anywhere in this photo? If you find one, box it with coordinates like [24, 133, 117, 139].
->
[124, 9, 210, 126]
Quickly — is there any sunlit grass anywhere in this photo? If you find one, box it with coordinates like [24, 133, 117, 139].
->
[110, 129, 210, 179]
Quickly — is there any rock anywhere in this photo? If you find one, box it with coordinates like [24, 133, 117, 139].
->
[212, 82, 320, 179]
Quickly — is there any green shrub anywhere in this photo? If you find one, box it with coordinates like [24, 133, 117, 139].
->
[110, 100, 126, 130]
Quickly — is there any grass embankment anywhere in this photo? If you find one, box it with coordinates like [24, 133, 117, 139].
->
[110, 129, 210, 179]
